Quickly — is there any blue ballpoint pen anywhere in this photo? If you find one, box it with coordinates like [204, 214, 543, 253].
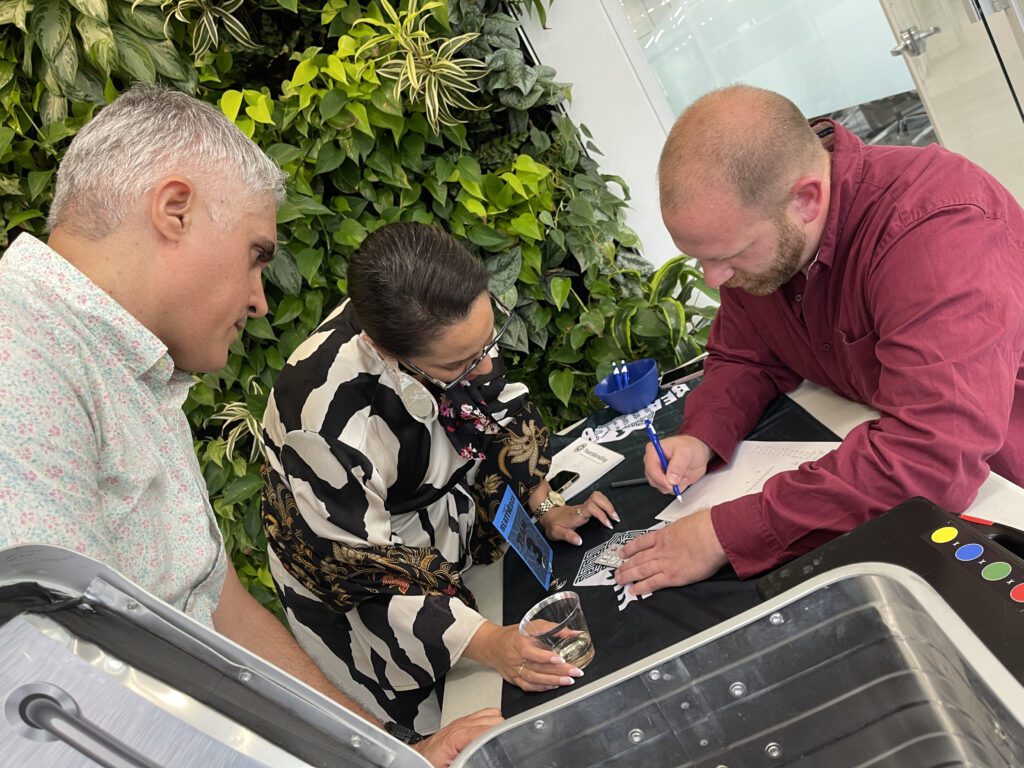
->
[644, 419, 684, 503]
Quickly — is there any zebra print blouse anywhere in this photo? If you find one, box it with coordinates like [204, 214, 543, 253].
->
[262, 299, 531, 732]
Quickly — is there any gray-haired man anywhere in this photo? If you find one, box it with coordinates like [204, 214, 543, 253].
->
[0, 84, 500, 767]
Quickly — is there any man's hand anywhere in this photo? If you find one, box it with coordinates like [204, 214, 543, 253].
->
[644, 435, 713, 495]
[414, 708, 504, 768]
[614, 508, 727, 594]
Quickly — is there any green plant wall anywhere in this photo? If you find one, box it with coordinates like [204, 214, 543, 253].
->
[0, 0, 716, 607]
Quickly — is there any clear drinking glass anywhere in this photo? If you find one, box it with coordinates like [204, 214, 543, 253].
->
[519, 591, 595, 669]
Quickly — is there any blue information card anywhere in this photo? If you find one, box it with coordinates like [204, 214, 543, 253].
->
[493, 484, 553, 590]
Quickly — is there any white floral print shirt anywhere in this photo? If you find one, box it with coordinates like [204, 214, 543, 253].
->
[0, 234, 226, 625]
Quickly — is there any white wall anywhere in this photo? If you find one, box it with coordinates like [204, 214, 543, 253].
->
[519, 5, 681, 266]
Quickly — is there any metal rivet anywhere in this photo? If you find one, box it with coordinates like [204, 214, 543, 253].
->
[729, 681, 746, 698]
[627, 728, 644, 743]
[533, 719, 545, 730]
[679, 701, 690, 710]
[648, 669, 661, 681]
[769, 612, 784, 625]
[351, 735, 361, 748]
[699, 739, 709, 747]
[765, 742, 783, 759]
[238, 670, 253, 683]
[125, 598, 139, 612]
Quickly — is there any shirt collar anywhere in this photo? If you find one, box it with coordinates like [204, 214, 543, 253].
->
[809, 119, 866, 270]
[5, 233, 175, 383]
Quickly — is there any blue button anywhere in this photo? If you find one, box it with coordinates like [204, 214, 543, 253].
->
[955, 543, 984, 561]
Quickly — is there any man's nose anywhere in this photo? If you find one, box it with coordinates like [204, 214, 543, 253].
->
[248, 275, 269, 318]
[701, 262, 733, 289]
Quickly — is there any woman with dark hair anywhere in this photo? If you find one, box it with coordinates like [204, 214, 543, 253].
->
[261, 222, 617, 735]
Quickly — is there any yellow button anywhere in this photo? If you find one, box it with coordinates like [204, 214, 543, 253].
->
[931, 526, 958, 544]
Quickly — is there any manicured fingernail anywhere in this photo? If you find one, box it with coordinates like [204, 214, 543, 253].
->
[547, 685, 559, 690]
[569, 668, 584, 678]
[559, 677, 575, 686]
[574, 537, 583, 546]
[549, 655, 563, 664]
[668, 473, 680, 484]
[604, 520, 613, 529]
[612, 513, 621, 522]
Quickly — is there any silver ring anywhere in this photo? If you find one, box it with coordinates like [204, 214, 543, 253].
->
[515, 661, 527, 678]
[575, 508, 584, 518]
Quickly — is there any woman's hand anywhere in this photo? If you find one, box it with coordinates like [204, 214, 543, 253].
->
[465, 622, 584, 692]
[540, 491, 619, 545]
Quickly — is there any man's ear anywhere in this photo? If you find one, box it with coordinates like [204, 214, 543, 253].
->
[150, 177, 195, 242]
[788, 175, 827, 225]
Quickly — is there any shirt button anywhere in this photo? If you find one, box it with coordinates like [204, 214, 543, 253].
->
[794, 294, 803, 303]
[822, 342, 832, 352]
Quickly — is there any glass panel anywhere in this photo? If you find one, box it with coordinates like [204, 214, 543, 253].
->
[612, 0, 916, 122]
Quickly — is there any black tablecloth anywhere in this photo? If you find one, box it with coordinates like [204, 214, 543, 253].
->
[499, 381, 839, 716]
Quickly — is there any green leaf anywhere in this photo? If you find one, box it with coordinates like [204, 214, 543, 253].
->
[219, 89, 243, 122]
[550, 276, 571, 310]
[245, 92, 274, 124]
[112, 23, 156, 82]
[4, 209, 44, 231]
[264, 247, 302, 295]
[314, 141, 346, 175]
[0, 127, 15, 159]
[266, 143, 303, 166]
[502, 312, 529, 353]
[293, 246, 324, 282]
[147, 40, 189, 80]
[114, 3, 165, 40]
[345, 101, 374, 136]
[455, 155, 482, 198]
[48, 35, 78, 94]
[76, 16, 117, 73]
[569, 324, 590, 350]
[632, 308, 663, 338]
[333, 217, 367, 248]
[320, 88, 347, 121]
[548, 369, 574, 407]
[67, 0, 106, 22]
[244, 316, 277, 340]
[30, 0, 71, 63]
[272, 294, 304, 326]
[509, 212, 541, 241]
[220, 473, 264, 506]
[467, 224, 515, 252]
[485, 247, 521, 294]
[291, 57, 319, 87]
[568, 195, 595, 223]
[26, 170, 54, 201]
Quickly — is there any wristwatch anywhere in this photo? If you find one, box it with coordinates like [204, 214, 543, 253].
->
[385, 720, 425, 745]
[533, 490, 565, 522]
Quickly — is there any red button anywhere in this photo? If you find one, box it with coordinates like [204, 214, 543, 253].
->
[1011, 583, 1024, 603]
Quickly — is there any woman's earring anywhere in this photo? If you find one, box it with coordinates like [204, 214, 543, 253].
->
[394, 368, 438, 423]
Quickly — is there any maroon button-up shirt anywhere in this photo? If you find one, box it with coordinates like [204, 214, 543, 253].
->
[681, 121, 1024, 578]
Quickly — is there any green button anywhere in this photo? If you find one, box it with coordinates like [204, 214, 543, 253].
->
[982, 562, 1012, 581]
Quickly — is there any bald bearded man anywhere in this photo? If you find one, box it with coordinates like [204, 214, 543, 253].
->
[616, 85, 1024, 595]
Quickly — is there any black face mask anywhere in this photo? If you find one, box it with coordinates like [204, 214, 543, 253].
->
[427, 355, 520, 461]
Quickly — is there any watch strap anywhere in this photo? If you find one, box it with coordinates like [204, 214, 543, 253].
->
[385, 720, 425, 745]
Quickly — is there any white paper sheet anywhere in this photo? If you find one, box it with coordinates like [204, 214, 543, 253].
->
[963, 471, 1024, 534]
[549, 437, 625, 502]
[655, 440, 841, 522]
